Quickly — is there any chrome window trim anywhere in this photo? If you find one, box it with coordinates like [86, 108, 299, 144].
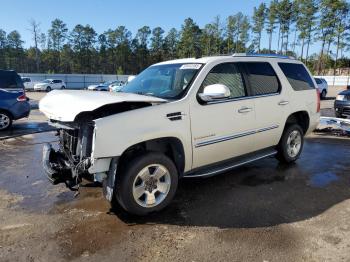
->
[205, 92, 280, 105]
[195, 124, 279, 148]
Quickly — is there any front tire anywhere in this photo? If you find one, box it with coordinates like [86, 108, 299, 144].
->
[321, 90, 327, 100]
[46, 86, 52, 92]
[276, 124, 304, 163]
[0, 111, 12, 131]
[115, 152, 178, 215]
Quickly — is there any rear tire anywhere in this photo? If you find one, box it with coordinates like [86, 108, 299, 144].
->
[0, 111, 12, 131]
[276, 124, 304, 163]
[114, 152, 178, 216]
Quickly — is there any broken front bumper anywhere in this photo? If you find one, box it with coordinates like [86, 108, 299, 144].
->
[42, 143, 75, 185]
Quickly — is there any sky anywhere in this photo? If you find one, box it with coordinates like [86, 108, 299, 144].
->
[0, 0, 322, 55]
[0, 0, 262, 43]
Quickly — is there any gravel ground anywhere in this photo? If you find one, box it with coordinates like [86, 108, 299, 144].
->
[0, 133, 350, 261]
[0, 88, 349, 261]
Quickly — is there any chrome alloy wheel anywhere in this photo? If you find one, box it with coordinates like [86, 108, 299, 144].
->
[287, 130, 302, 158]
[0, 113, 10, 130]
[132, 164, 171, 208]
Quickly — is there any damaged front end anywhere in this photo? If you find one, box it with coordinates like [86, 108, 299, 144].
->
[42, 121, 94, 190]
[39, 90, 167, 194]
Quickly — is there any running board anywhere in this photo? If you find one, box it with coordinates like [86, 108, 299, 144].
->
[184, 148, 277, 178]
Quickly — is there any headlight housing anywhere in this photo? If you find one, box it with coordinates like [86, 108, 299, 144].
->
[336, 95, 345, 101]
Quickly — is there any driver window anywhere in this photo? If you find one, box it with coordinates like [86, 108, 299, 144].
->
[201, 63, 246, 99]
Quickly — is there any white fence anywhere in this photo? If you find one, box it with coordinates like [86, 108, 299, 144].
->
[18, 73, 350, 89]
[314, 76, 350, 87]
[19, 73, 131, 89]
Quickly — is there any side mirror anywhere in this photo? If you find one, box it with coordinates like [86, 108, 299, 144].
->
[198, 84, 231, 102]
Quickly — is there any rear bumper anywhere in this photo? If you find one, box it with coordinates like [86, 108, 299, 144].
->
[335, 100, 350, 116]
[10, 101, 30, 120]
[307, 112, 321, 134]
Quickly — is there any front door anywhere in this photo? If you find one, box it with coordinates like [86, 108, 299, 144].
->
[190, 62, 256, 169]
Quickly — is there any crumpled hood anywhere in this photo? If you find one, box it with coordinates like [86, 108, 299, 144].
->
[39, 90, 166, 122]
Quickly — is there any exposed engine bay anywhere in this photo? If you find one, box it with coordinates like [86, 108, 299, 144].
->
[42, 101, 154, 190]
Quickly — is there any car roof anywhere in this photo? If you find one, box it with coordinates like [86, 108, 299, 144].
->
[154, 54, 300, 66]
[0, 70, 17, 75]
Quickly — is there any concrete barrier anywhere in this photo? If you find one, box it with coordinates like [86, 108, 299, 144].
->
[19, 73, 132, 89]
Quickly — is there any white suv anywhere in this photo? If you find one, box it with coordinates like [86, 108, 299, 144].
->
[34, 79, 66, 92]
[39, 54, 320, 215]
[21, 77, 35, 91]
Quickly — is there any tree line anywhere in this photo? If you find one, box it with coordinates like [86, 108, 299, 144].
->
[0, 0, 349, 75]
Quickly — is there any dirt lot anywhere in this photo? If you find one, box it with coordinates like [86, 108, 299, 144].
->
[0, 89, 350, 261]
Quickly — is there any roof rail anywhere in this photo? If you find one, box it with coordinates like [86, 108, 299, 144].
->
[232, 53, 295, 60]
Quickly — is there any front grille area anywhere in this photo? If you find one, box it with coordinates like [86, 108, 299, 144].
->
[59, 129, 79, 159]
[345, 95, 350, 101]
[343, 107, 350, 115]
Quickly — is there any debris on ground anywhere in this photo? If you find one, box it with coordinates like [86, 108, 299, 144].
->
[315, 117, 350, 137]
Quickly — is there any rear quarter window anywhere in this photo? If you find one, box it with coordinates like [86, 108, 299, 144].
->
[0, 71, 23, 89]
[278, 63, 315, 91]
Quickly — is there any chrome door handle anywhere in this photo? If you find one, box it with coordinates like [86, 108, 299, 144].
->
[238, 107, 253, 113]
[278, 101, 289, 106]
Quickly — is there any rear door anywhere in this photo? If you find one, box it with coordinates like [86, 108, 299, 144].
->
[53, 80, 60, 89]
[240, 62, 291, 149]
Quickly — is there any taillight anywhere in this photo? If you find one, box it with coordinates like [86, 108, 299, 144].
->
[316, 89, 321, 113]
[17, 93, 27, 102]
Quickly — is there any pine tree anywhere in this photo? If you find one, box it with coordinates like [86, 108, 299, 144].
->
[178, 18, 202, 58]
[266, 0, 278, 52]
[252, 3, 266, 52]
[164, 28, 179, 60]
[295, 0, 317, 62]
[150, 27, 165, 63]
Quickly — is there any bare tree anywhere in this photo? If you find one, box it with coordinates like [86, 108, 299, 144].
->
[28, 19, 42, 72]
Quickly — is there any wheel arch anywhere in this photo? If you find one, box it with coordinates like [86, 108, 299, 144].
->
[0, 109, 14, 119]
[118, 137, 186, 175]
[284, 111, 310, 135]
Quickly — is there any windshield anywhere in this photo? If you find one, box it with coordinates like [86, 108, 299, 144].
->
[42, 80, 51, 84]
[121, 63, 202, 99]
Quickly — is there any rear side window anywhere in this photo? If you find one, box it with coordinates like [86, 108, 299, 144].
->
[241, 62, 280, 95]
[0, 71, 23, 89]
[201, 63, 246, 99]
[279, 63, 315, 91]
